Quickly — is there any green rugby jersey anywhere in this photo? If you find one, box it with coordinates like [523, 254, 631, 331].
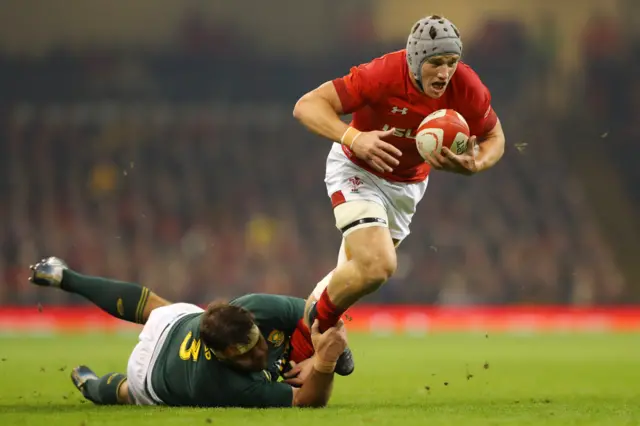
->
[150, 294, 305, 407]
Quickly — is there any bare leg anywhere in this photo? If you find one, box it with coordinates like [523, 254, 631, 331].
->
[307, 226, 397, 331]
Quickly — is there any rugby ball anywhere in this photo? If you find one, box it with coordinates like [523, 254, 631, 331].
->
[415, 109, 470, 160]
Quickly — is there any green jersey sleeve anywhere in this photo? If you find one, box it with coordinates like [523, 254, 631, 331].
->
[230, 293, 305, 334]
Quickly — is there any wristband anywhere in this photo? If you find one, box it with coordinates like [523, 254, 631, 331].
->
[340, 127, 361, 150]
[313, 358, 337, 374]
[349, 132, 362, 150]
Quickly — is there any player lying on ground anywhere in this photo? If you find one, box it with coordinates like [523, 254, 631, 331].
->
[292, 15, 506, 371]
[29, 257, 347, 408]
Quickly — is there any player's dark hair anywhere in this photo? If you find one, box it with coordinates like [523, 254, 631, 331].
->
[199, 301, 255, 352]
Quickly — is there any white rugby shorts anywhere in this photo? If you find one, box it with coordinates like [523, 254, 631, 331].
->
[324, 143, 428, 242]
[126, 303, 204, 405]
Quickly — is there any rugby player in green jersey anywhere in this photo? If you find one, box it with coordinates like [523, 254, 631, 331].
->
[29, 257, 347, 408]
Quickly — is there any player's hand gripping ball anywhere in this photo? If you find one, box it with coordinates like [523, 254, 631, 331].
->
[415, 109, 469, 160]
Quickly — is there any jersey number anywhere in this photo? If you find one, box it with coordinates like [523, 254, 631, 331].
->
[179, 332, 212, 361]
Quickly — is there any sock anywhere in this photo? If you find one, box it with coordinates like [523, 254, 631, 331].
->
[315, 289, 346, 333]
[62, 270, 151, 324]
[289, 319, 314, 364]
[83, 373, 127, 405]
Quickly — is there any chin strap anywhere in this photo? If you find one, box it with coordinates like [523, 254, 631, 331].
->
[413, 57, 428, 93]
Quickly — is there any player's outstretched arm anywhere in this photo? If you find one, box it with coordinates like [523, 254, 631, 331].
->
[293, 81, 351, 144]
[291, 320, 347, 408]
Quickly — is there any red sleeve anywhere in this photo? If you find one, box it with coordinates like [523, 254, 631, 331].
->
[454, 64, 498, 138]
[332, 57, 387, 114]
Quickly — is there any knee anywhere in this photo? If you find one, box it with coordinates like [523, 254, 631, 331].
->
[355, 248, 397, 290]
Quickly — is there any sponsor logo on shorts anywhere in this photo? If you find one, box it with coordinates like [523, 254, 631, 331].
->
[347, 176, 363, 193]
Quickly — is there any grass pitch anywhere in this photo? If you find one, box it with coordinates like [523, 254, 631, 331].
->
[0, 332, 638, 425]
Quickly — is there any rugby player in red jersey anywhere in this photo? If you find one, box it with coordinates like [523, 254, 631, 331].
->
[292, 15, 506, 374]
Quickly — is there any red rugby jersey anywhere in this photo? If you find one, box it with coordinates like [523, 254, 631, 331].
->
[332, 50, 497, 183]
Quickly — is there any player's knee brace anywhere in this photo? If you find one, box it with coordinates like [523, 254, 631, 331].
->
[334, 200, 389, 236]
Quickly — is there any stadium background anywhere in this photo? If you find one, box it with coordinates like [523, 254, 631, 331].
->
[1, 0, 640, 334]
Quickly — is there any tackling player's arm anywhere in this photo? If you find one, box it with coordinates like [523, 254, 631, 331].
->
[290, 320, 346, 407]
[293, 62, 402, 173]
[234, 360, 335, 408]
[290, 360, 335, 407]
[233, 321, 346, 408]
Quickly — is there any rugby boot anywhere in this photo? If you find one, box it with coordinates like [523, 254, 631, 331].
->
[28, 257, 67, 288]
[71, 365, 99, 399]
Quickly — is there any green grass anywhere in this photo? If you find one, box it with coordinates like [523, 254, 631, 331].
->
[1, 332, 639, 425]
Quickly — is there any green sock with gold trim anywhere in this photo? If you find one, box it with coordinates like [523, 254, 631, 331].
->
[61, 270, 150, 324]
[83, 372, 127, 405]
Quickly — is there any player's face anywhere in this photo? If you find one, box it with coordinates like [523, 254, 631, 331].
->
[420, 54, 460, 99]
[227, 335, 269, 373]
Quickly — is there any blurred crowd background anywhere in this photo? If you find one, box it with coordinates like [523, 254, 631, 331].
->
[1, 0, 639, 306]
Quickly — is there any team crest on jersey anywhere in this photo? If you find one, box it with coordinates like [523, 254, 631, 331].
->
[267, 330, 285, 347]
[347, 176, 363, 193]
